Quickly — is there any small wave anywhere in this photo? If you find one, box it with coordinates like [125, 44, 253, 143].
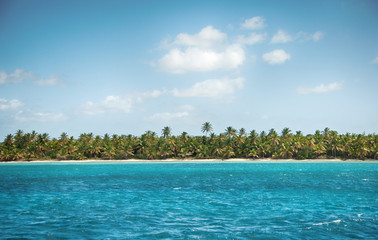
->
[18, 211, 30, 215]
[357, 213, 363, 217]
[313, 219, 341, 226]
[173, 187, 181, 190]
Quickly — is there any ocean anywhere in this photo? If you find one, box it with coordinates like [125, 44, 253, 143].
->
[0, 162, 377, 239]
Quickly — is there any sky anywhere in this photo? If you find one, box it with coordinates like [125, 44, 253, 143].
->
[0, 0, 377, 138]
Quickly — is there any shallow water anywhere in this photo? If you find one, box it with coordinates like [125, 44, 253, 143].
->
[0, 162, 377, 239]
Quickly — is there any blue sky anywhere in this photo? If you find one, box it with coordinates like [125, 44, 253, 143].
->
[0, 0, 377, 138]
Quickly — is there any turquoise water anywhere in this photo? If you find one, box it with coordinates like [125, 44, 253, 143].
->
[0, 162, 377, 239]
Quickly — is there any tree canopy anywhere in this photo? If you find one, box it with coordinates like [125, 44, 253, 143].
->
[0, 126, 376, 161]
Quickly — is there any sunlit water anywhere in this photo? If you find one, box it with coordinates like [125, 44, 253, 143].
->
[0, 162, 377, 239]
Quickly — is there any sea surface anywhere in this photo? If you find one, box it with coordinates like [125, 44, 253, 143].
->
[0, 162, 377, 239]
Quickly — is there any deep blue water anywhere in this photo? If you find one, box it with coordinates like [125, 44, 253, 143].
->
[0, 162, 377, 239]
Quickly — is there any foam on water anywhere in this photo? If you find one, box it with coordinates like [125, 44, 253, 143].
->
[313, 219, 342, 226]
[0, 162, 377, 239]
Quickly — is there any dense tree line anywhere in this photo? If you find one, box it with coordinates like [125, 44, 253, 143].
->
[0, 124, 376, 161]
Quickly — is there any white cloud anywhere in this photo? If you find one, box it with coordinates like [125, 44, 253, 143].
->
[0, 69, 35, 85]
[149, 104, 194, 121]
[311, 31, 324, 41]
[241, 16, 266, 30]
[15, 110, 67, 122]
[33, 76, 60, 86]
[271, 30, 293, 44]
[158, 44, 245, 74]
[140, 89, 166, 99]
[237, 33, 267, 45]
[271, 30, 324, 44]
[172, 77, 244, 98]
[174, 25, 227, 48]
[262, 49, 291, 64]
[261, 114, 269, 120]
[157, 26, 245, 74]
[0, 69, 64, 86]
[372, 55, 378, 64]
[296, 31, 325, 42]
[0, 98, 23, 111]
[81, 95, 134, 115]
[296, 82, 343, 94]
[150, 111, 189, 121]
[80, 90, 166, 115]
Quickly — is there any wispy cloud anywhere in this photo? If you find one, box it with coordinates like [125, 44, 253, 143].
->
[372, 55, 378, 64]
[310, 31, 324, 41]
[33, 75, 61, 86]
[0, 98, 24, 111]
[149, 111, 189, 121]
[0, 69, 35, 85]
[15, 110, 67, 122]
[237, 33, 267, 45]
[1, 97, 66, 122]
[149, 104, 195, 122]
[296, 82, 343, 94]
[297, 31, 324, 42]
[271, 30, 293, 44]
[172, 77, 244, 98]
[262, 49, 291, 64]
[80, 90, 167, 115]
[0, 69, 62, 86]
[241, 16, 266, 30]
[81, 95, 134, 115]
[271, 30, 324, 44]
[80, 77, 245, 115]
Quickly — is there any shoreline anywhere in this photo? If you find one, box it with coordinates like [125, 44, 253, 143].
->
[1, 158, 377, 163]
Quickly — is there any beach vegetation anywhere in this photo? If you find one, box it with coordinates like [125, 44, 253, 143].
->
[0, 127, 376, 161]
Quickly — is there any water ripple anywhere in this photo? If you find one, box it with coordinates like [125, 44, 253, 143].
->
[0, 162, 377, 239]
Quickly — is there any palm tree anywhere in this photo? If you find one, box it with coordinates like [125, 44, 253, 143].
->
[213, 146, 224, 158]
[269, 131, 280, 145]
[260, 130, 267, 139]
[4, 134, 14, 147]
[180, 132, 189, 143]
[268, 128, 277, 138]
[162, 126, 171, 139]
[0, 128, 376, 161]
[201, 122, 213, 136]
[14, 129, 23, 142]
[281, 127, 291, 137]
[144, 130, 157, 138]
[225, 126, 237, 138]
[239, 128, 246, 137]
[36, 133, 49, 158]
[296, 131, 303, 136]
[223, 146, 235, 159]
[60, 132, 69, 142]
[313, 143, 326, 158]
[322, 127, 330, 137]
[249, 130, 258, 139]
[278, 143, 294, 159]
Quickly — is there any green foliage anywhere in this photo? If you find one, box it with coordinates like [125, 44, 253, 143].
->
[201, 122, 213, 136]
[0, 127, 377, 161]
